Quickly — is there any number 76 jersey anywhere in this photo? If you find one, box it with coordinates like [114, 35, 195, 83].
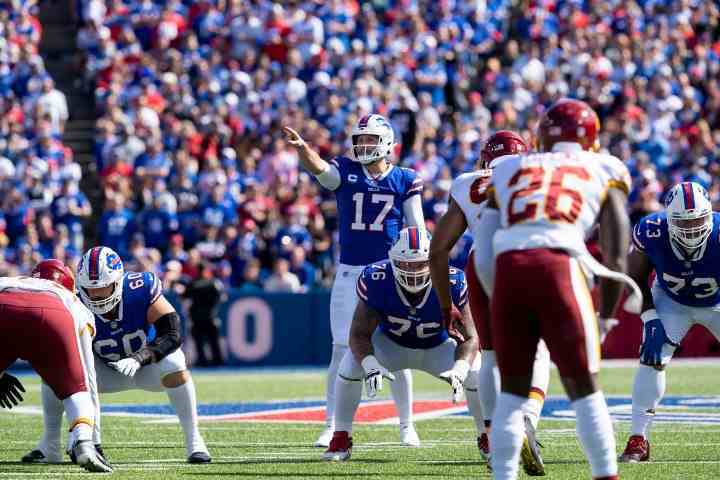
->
[489, 146, 631, 256]
[633, 212, 720, 307]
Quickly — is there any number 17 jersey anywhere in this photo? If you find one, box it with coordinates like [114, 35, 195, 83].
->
[489, 145, 631, 257]
[330, 156, 422, 266]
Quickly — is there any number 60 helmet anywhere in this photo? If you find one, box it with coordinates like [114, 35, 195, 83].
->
[77, 246, 125, 314]
[665, 182, 714, 252]
[389, 226, 431, 293]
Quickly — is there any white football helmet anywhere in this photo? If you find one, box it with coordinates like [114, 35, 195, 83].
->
[389, 226, 431, 293]
[351, 114, 394, 164]
[77, 246, 125, 315]
[665, 181, 713, 251]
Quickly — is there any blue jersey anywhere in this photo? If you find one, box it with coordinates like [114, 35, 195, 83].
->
[633, 212, 720, 307]
[356, 260, 468, 349]
[330, 156, 422, 266]
[92, 271, 162, 362]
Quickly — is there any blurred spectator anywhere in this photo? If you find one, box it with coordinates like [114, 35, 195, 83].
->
[183, 261, 225, 366]
[264, 258, 301, 293]
[98, 193, 136, 258]
[289, 245, 317, 292]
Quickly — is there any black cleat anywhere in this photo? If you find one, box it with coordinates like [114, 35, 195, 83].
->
[21, 450, 47, 463]
[188, 451, 211, 464]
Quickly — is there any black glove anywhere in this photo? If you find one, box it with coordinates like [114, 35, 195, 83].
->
[0, 373, 25, 409]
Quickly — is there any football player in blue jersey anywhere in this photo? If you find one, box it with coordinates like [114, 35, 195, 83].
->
[322, 227, 484, 461]
[284, 115, 425, 448]
[24, 246, 211, 464]
[620, 182, 720, 463]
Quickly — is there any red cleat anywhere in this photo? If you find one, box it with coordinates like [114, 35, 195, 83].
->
[619, 435, 650, 463]
[322, 431, 353, 462]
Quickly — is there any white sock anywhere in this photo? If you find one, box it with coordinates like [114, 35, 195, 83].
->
[325, 344, 348, 429]
[572, 391, 617, 478]
[490, 393, 528, 479]
[62, 391, 94, 444]
[334, 374, 362, 433]
[525, 343, 550, 429]
[39, 382, 64, 452]
[390, 369, 413, 426]
[631, 364, 665, 438]
[479, 350, 500, 428]
[465, 386, 485, 434]
[165, 377, 206, 456]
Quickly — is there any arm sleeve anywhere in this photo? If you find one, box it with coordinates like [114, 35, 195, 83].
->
[315, 162, 341, 191]
[132, 312, 182, 365]
[402, 194, 424, 227]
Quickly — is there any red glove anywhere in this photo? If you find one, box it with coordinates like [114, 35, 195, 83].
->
[441, 306, 465, 343]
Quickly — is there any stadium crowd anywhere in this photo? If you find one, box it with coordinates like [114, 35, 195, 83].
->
[1, 0, 719, 291]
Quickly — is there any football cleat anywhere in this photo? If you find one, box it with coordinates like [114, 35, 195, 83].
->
[314, 427, 334, 448]
[322, 431, 353, 461]
[21, 447, 62, 464]
[72, 440, 113, 473]
[400, 423, 421, 447]
[619, 435, 650, 463]
[477, 433, 491, 462]
[520, 416, 546, 476]
[188, 451, 212, 464]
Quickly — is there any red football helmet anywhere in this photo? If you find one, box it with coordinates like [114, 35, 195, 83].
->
[480, 130, 529, 169]
[31, 259, 75, 293]
[537, 98, 600, 152]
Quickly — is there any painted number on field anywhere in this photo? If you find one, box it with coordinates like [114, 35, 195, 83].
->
[227, 298, 273, 361]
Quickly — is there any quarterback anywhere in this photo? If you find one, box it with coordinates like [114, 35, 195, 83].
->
[284, 115, 424, 448]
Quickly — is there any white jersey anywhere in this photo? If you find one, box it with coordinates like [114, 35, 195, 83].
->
[449, 169, 492, 241]
[489, 144, 631, 257]
[0, 277, 96, 336]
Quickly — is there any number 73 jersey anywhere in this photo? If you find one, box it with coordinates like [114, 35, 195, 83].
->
[93, 271, 161, 362]
[633, 212, 720, 307]
[489, 147, 631, 256]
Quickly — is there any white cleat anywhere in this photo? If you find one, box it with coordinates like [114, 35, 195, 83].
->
[73, 440, 113, 473]
[314, 427, 334, 448]
[400, 424, 421, 447]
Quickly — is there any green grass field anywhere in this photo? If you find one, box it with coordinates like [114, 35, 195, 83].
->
[0, 363, 718, 479]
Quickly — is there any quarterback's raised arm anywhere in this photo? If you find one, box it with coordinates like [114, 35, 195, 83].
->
[348, 298, 381, 364]
[429, 198, 467, 311]
[597, 187, 631, 318]
[283, 126, 341, 190]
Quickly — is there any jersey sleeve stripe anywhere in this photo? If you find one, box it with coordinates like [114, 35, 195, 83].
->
[632, 224, 645, 251]
[356, 283, 368, 301]
[329, 158, 340, 169]
[607, 179, 630, 194]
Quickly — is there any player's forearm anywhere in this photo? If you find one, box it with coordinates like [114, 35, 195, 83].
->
[598, 188, 630, 318]
[429, 251, 453, 310]
[296, 143, 328, 176]
[349, 334, 374, 364]
[454, 336, 479, 363]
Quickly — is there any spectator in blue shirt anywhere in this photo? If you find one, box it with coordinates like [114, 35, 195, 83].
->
[140, 193, 179, 252]
[289, 245, 317, 292]
[98, 193, 136, 259]
[50, 179, 91, 252]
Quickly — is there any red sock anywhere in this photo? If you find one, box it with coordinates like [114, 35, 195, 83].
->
[595, 476, 619, 480]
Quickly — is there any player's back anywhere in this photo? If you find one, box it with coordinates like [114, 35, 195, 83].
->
[356, 260, 467, 349]
[331, 156, 422, 266]
[633, 211, 720, 307]
[450, 169, 492, 241]
[491, 146, 630, 256]
[93, 271, 161, 362]
[0, 276, 91, 326]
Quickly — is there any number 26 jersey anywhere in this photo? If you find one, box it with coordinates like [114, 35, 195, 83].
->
[633, 212, 720, 307]
[489, 144, 631, 257]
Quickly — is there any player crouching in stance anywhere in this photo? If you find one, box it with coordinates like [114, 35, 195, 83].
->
[0, 260, 111, 472]
[23, 247, 210, 464]
[620, 182, 720, 462]
[430, 130, 549, 475]
[322, 227, 484, 461]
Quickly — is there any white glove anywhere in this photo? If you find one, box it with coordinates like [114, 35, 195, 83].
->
[439, 360, 470, 404]
[597, 316, 620, 344]
[361, 355, 395, 399]
[108, 358, 141, 377]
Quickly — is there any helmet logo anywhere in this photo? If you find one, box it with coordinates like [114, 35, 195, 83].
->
[106, 253, 122, 271]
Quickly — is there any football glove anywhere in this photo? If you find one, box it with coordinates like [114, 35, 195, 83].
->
[0, 373, 25, 409]
[597, 316, 620, 344]
[361, 355, 395, 399]
[439, 360, 470, 404]
[108, 358, 141, 377]
[638, 310, 678, 367]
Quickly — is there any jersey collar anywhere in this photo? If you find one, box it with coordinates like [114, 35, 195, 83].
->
[362, 163, 394, 182]
[394, 280, 432, 310]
